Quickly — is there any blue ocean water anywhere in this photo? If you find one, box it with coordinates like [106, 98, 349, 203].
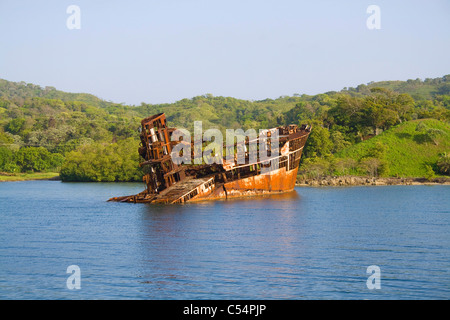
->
[0, 181, 449, 299]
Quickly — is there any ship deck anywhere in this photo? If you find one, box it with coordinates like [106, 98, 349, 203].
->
[151, 177, 213, 203]
[109, 176, 214, 204]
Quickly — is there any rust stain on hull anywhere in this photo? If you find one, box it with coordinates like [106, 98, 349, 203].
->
[108, 113, 310, 204]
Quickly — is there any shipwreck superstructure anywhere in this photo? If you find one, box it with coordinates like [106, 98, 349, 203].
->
[109, 113, 311, 203]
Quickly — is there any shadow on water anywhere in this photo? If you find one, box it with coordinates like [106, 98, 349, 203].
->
[138, 189, 301, 215]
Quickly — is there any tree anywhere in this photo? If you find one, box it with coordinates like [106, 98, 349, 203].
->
[303, 123, 333, 158]
[358, 88, 414, 135]
[285, 101, 315, 124]
[393, 94, 414, 122]
[60, 138, 142, 182]
[424, 165, 436, 180]
[416, 122, 446, 145]
[326, 95, 363, 131]
[298, 157, 331, 179]
[361, 98, 398, 135]
[436, 152, 450, 175]
[359, 157, 382, 177]
[330, 131, 351, 153]
[425, 128, 446, 146]
[358, 142, 389, 176]
[5, 118, 25, 135]
[335, 158, 357, 175]
[0, 147, 16, 172]
[14, 147, 63, 172]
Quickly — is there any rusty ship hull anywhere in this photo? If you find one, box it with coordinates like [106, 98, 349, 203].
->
[109, 113, 310, 204]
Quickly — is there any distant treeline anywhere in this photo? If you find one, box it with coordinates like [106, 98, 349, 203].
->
[0, 75, 449, 181]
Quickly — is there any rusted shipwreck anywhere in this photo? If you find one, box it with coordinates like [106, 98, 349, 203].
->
[109, 113, 311, 204]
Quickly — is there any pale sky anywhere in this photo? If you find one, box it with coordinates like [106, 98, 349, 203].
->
[1, 0, 449, 105]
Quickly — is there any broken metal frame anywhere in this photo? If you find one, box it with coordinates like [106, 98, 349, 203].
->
[109, 113, 311, 204]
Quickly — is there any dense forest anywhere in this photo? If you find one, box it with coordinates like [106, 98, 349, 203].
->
[0, 75, 449, 182]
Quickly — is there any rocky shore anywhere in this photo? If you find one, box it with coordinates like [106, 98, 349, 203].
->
[296, 175, 450, 187]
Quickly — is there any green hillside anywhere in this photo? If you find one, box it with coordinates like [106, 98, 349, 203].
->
[0, 79, 113, 108]
[341, 75, 450, 101]
[335, 119, 450, 178]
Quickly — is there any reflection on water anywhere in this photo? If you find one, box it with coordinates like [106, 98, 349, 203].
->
[0, 181, 449, 299]
[135, 190, 308, 299]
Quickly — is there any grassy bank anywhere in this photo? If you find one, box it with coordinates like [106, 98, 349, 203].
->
[334, 119, 450, 177]
[0, 172, 60, 182]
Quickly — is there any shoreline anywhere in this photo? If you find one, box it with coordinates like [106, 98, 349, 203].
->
[295, 175, 450, 187]
[1, 173, 450, 186]
[0, 172, 60, 182]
